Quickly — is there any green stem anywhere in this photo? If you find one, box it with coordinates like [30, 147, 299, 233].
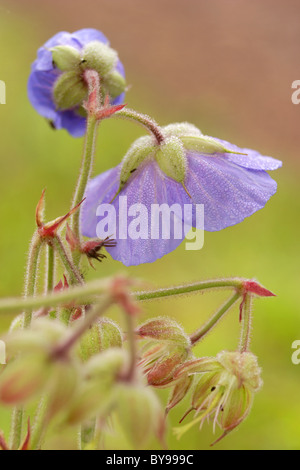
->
[23, 232, 43, 328]
[0, 278, 245, 315]
[116, 108, 164, 144]
[46, 244, 55, 293]
[9, 408, 23, 450]
[71, 115, 98, 254]
[123, 314, 137, 382]
[137, 279, 243, 302]
[10, 233, 43, 450]
[30, 396, 49, 450]
[239, 294, 253, 353]
[190, 291, 241, 345]
[51, 236, 83, 285]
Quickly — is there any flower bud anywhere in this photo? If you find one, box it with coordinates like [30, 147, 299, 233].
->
[137, 317, 190, 346]
[79, 318, 122, 362]
[0, 353, 49, 405]
[137, 317, 191, 387]
[146, 346, 190, 387]
[64, 349, 126, 425]
[51, 45, 81, 71]
[116, 383, 164, 448]
[0, 319, 75, 407]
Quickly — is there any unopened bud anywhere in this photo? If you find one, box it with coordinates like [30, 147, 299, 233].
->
[0, 353, 49, 405]
[79, 318, 122, 362]
[137, 317, 191, 387]
[147, 346, 190, 387]
[116, 383, 164, 448]
[137, 317, 190, 347]
[65, 349, 126, 424]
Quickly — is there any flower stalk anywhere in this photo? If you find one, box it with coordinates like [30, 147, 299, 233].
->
[239, 293, 253, 352]
[190, 291, 241, 345]
[116, 108, 165, 144]
[0, 278, 246, 314]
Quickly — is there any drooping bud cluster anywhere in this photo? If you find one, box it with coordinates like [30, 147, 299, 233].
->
[172, 350, 263, 444]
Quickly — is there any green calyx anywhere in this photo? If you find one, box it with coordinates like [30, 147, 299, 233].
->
[51, 45, 81, 71]
[53, 71, 88, 110]
[81, 41, 118, 76]
[114, 121, 246, 198]
[112, 136, 156, 200]
[51, 42, 126, 111]
[181, 135, 246, 155]
[155, 136, 187, 184]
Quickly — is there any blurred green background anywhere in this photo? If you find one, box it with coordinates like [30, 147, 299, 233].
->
[0, 0, 299, 450]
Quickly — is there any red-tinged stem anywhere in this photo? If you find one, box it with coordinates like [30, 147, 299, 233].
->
[115, 107, 165, 145]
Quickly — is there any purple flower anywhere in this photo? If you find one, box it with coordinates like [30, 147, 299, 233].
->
[81, 123, 282, 266]
[28, 29, 126, 137]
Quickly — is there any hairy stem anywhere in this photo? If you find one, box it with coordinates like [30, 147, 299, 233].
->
[46, 244, 55, 293]
[0, 278, 245, 314]
[51, 236, 83, 285]
[116, 108, 165, 145]
[30, 396, 49, 450]
[239, 294, 253, 352]
[137, 279, 243, 302]
[23, 232, 43, 328]
[190, 291, 241, 345]
[71, 115, 98, 249]
[123, 314, 137, 382]
[10, 232, 43, 450]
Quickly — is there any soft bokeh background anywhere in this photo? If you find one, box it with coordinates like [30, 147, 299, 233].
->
[0, 0, 299, 450]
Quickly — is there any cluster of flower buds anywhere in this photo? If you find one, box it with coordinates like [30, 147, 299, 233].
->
[172, 350, 263, 444]
[0, 312, 165, 449]
[0, 319, 79, 418]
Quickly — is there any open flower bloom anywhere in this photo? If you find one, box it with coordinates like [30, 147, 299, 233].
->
[81, 123, 282, 265]
[28, 29, 126, 137]
[173, 351, 263, 444]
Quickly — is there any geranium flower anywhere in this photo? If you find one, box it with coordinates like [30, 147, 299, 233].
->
[81, 123, 282, 265]
[28, 29, 126, 137]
